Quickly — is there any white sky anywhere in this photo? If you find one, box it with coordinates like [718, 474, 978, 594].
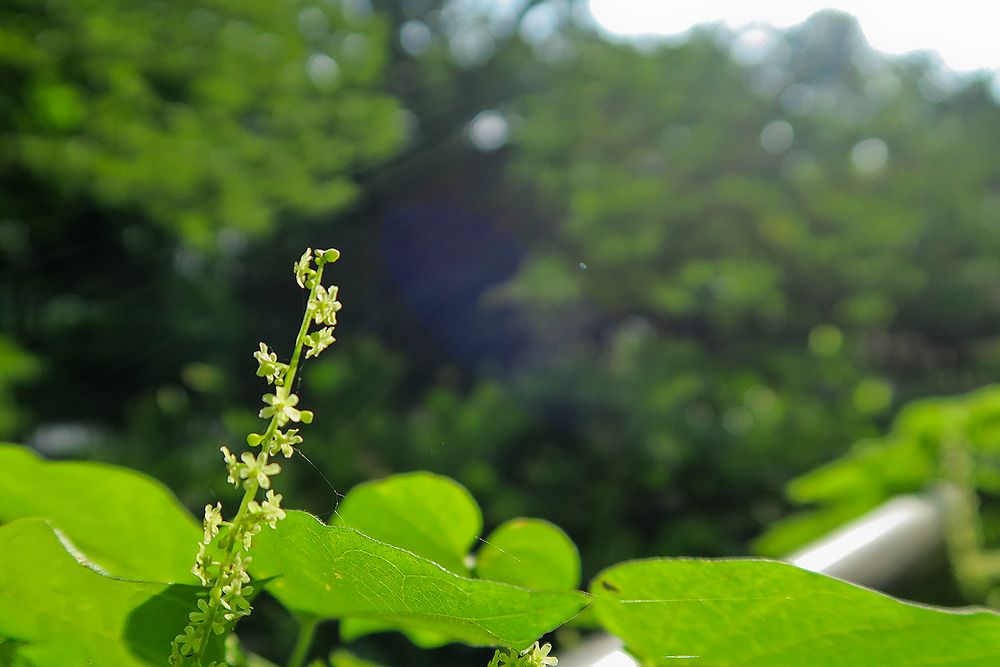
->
[586, 0, 1000, 74]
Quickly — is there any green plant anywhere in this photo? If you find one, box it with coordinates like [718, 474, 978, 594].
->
[3, 249, 1000, 667]
[171, 248, 341, 665]
[758, 386, 1000, 604]
[10, 7, 1000, 613]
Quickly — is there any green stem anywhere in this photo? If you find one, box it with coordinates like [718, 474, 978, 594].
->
[941, 433, 990, 600]
[194, 478, 261, 661]
[286, 615, 319, 667]
[285, 262, 325, 386]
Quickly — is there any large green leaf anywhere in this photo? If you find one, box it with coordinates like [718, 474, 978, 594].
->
[330, 473, 582, 647]
[252, 511, 588, 649]
[332, 472, 480, 648]
[591, 558, 1000, 666]
[476, 518, 580, 592]
[0, 518, 217, 666]
[0, 444, 200, 582]
[331, 472, 480, 575]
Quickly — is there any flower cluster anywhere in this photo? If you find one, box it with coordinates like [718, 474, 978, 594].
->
[488, 642, 558, 667]
[171, 248, 341, 665]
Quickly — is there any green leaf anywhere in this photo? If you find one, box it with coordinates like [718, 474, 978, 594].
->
[252, 511, 588, 649]
[0, 444, 200, 582]
[328, 649, 388, 667]
[476, 518, 580, 591]
[786, 438, 932, 505]
[0, 518, 218, 666]
[339, 618, 449, 649]
[331, 472, 481, 575]
[246, 653, 280, 667]
[325, 474, 584, 648]
[591, 558, 1000, 666]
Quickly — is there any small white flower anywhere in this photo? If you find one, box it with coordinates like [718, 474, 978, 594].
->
[253, 342, 287, 385]
[249, 489, 286, 529]
[203, 502, 223, 544]
[268, 428, 303, 458]
[259, 385, 312, 426]
[220, 446, 241, 487]
[192, 543, 216, 586]
[239, 451, 281, 490]
[311, 284, 342, 326]
[304, 327, 336, 359]
[293, 248, 315, 288]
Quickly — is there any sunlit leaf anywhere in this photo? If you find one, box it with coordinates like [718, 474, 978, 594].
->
[0, 444, 200, 582]
[331, 472, 480, 574]
[0, 518, 217, 666]
[328, 473, 583, 647]
[476, 518, 580, 591]
[328, 649, 388, 667]
[252, 511, 588, 649]
[591, 558, 1000, 666]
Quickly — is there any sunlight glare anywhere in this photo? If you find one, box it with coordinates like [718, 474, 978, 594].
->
[587, 0, 1000, 73]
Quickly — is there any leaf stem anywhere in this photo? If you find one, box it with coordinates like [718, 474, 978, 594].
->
[286, 615, 319, 667]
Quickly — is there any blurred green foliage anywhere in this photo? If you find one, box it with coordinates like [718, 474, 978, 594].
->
[758, 385, 1000, 602]
[0, 0, 401, 246]
[0, 0, 404, 510]
[424, 11, 1000, 570]
[4, 2, 1000, 659]
[0, 337, 41, 435]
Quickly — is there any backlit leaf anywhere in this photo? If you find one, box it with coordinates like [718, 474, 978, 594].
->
[0, 518, 217, 666]
[252, 511, 588, 649]
[0, 444, 200, 582]
[331, 472, 480, 575]
[476, 518, 580, 591]
[591, 558, 1000, 666]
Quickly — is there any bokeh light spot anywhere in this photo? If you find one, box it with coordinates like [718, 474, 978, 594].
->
[760, 120, 794, 154]
[307, 53, 340, 91]
[851, 137, 889, 175]
[468, 110, 510, 151]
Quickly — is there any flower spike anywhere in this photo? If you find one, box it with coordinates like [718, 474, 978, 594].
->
[172, 248, 342, 665]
